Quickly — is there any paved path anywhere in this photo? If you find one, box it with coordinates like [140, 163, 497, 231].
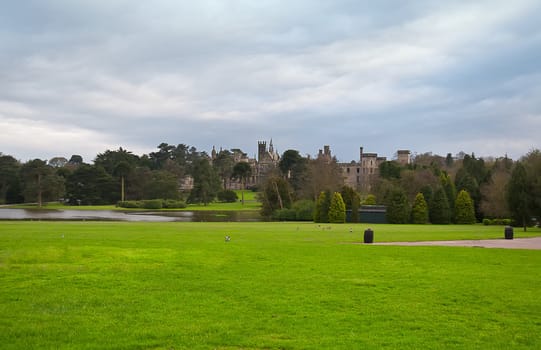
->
[371, 237, 541, 250]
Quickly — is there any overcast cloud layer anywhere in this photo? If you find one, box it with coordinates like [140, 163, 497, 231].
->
[1, 0, 540, 163]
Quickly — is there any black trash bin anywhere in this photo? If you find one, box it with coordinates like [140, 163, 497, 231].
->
[504, 226, 514, 240]
[364, 228, 374, 244]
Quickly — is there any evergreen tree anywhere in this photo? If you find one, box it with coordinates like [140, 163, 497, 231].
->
[314, 190, 331, 223]
[328, 192, 346, 223]
[506, 162, 532, 231]
[430, 188, 451, 224]
[454, 190, 476, 224]
[189, 158, 221, 205]
[411, 192, 429, 224]
[440, 173, 456, 220]
[350, 192, 360, 223]
[384, 187, 409, 224]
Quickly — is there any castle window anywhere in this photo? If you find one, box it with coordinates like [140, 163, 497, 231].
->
[346, 168, 350, 173]
[356, 168, 360, 173]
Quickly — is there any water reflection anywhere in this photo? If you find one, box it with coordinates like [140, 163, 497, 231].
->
[0, 209, 263, 222]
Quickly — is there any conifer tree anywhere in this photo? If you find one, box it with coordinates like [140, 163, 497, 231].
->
[411, 192, 429, 224]
[454, 190, 476, 224]
[429, 187, 451, 224]
[314, 191, 331, 223]
[384, 187, 409, 224]
[328, 192, 346, 223]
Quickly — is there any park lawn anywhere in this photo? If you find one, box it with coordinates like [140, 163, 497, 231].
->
[1, 221, 540, 349]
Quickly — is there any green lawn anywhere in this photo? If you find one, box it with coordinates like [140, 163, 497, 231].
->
[1, 222, 540, 349]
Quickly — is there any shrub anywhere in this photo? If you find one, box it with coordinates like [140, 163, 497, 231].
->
[140, 199, 163, 209]
[293, 200, 315, 221]
[363, 194, 377, 205]
[162, 199, 187, 209]
[117, 200, 140, 208]
[217, 190, 238, 203]
[272, 208, 297, 221]
[502, 218, 512, 225]
[483, 218, 491, 226]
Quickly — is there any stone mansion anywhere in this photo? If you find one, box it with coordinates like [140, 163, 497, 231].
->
[208, 140, 410, 191]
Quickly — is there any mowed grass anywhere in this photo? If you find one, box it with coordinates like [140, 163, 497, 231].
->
[1, 222, 540, 349]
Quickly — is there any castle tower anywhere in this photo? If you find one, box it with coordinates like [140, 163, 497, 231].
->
[258, 141, 267, 162]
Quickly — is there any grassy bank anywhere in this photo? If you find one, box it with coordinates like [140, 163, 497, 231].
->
[1, 222, 540, 349]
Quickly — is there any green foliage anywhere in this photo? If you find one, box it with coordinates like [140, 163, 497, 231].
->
[455, 190, 476, 224]
[429, 188, 451, 224]
[140, 199, 163, 209]
[384, 187, 410, 224]
[162, 199, 187, 209]
[117, 200, 140, 208]
[328, 192, 346, 223]
[440, 173, 456, 218]
[66, 164, 117, 205]
[232, 161, 253, 205]
[506, 162, 532, 230]
[363, 194, 377, 205]
[314, 191, 331, 223]
[411, 192, 429, 224]
[270, 200, 314, 221]
[217, 189, 238, 203]
[189, 158, 221, 205]
[292, 200, 315, 221]
[259, 177, 293, 217]
[272, 208, 297, 221]
[483, 218, 491, 226]
[379, 161, 402, 179]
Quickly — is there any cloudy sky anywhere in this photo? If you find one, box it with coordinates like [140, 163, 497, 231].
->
[1, 0, 540, 163]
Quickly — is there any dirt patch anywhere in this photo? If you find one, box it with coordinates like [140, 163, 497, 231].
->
[368, 237, 541, 250]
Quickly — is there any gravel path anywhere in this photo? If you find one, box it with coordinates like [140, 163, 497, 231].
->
[371, 237, 541, 250]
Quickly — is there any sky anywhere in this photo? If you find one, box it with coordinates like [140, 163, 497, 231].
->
[1, 0, 540, 163]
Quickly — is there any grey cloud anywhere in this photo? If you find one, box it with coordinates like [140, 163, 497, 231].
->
[1, 1, 540, 162]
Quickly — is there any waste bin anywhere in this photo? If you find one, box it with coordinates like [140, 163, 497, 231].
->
[504, 226, 514, 240]
[364, 228, 374, 244]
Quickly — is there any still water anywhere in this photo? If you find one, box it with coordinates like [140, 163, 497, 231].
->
[0, 209, 263, 222]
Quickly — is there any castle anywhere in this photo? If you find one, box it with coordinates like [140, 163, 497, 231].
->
[318, 145, 411, 191]
[209, 140, 410, 192]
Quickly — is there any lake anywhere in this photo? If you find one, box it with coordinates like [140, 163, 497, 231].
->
[0, 209, 264, 222]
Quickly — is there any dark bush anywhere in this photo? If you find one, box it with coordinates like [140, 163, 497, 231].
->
[293, 200, 315, 221]
[483, 218, 491, 226]
[217, 190, 238, 203]
[140, 199, 163, 209]
[117, 201, 140, 208]
[163, 199, 187, 209]
[272, 208, 297, 221]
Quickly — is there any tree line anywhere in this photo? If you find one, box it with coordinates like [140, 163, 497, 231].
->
[0, 145, 540, 229]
